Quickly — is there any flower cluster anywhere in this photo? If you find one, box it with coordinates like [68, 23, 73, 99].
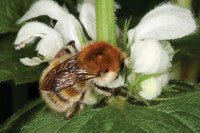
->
[14, 0, 196, 100]
[14, 0, 98, 65]
[127, 3, 196, 100]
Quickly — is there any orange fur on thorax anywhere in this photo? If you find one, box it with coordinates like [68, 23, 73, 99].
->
[78, 41, 122, 74]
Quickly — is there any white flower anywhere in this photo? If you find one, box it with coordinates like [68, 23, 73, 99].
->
[78, 0, 96, 40]
[130, 39, 171, 74]
[14, 0, 97, 66]
[127, 3, 196, 100]
[139, 74, 169, 100]
[14, 22, 64, 59]
[20, 57, 45, 66]
[128, 3, 196, 74]
[128, 3, 196, 42]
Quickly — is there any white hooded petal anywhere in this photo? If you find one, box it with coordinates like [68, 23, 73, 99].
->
[14, 22, 64, 59]
[54, 15, 83, 50]
[36, 35, 63, 59]
[17, 0, 67, 24]
[139, 74, 168, 100]
[20, 57, 44, 66]
[17, 0, 83, 50]
[131, 39, 171, 74]
[128, 3, 196, 41]
[79, 1, 96, 40]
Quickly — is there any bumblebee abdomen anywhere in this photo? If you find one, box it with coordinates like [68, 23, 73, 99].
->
[40, 82, 88, 112]
[41, 90, 72, 112]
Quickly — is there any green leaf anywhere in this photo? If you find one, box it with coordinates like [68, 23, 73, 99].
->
[150, 80, 199, 104]
[19, 91, 200, 133]
[0, 0, 34, 33]
[0, 34, 47, 84]
[0, 98, 47, 133]
[1, 80, 199, 132]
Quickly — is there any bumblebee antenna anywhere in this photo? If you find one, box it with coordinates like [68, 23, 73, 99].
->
[124, 63, 127, 84]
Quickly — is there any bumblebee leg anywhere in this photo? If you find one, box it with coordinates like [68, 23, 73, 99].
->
[65, 91, 86, 119]
[56, 112, 68, 119]
[93, 96, 108, 109]
[94, 84, 128, 97]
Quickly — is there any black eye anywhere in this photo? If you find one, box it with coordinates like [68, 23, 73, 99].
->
[104, 70, 109, 73]
[120, 61, 124, 71]
[65, 48, 71, 54]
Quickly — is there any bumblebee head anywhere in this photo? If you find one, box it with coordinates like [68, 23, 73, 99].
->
[78, 41, 125, 86]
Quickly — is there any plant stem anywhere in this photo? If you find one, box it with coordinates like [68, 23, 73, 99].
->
[95, 0, 117, 45]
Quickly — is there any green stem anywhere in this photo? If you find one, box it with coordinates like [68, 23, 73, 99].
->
[95, 0, 117, 45]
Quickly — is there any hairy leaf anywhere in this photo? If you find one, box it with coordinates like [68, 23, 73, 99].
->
[0, 80, 199, 132]
[20, 91, 200, 133]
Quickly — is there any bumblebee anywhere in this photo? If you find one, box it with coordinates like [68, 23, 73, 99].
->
[40, 41, 127, 119]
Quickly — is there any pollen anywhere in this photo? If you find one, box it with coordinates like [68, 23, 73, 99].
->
[22, 42, 26, 48]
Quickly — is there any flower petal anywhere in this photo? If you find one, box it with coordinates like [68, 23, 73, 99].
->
[131, 39, 171, 74]
[79, 1, 96, 40]
[36, 35, 63, 59]
[128, 3, 196, 41]
[62, 5, 69, 13]
[17, 0, 67, 24]
[139, 74, 168, 100]
[54, 15, 83, 50]
[14, 22, 64, 59]
[139, 77, 161, 100]
[17, 0, 83, 50]
[20, 57, 44, 66]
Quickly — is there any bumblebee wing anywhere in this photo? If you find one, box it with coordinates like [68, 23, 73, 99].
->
[40, 55, 98, 92]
